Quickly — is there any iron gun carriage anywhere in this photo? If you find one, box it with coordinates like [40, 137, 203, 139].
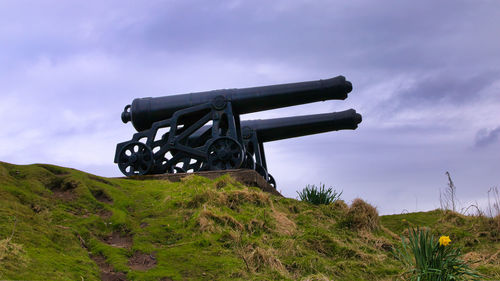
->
[114, 76, 361, 187]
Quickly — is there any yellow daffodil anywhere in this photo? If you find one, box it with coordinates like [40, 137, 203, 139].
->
[439, 235, 451, 246]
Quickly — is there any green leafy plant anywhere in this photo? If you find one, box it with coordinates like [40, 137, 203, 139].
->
[393, 227, 481, 281]
[297, 183, 342, 205]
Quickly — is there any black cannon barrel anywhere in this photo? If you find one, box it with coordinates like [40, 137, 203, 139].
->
[242, 109, 362, 143]
[187, 109, 362, 143]
[122, 76, 352, 132]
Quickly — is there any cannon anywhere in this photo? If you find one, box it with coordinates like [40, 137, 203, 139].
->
[114, 76, 361, 187]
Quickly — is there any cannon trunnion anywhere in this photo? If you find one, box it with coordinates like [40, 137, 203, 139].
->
[114, 76, 362, 188]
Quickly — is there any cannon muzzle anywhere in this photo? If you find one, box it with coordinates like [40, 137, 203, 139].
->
[122, 76, 352, 131]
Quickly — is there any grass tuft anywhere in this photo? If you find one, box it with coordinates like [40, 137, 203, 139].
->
[0, 239, 27, 264]
[197, 209, 244, 232]
[342, 198, 380, 231]
[297, 183, 342, 205]
[239, 245, 288, 276]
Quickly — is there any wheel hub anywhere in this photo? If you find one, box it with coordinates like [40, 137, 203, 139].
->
[130, 154, 138, 163]
[217, 148, 229, 160]
[207, 137, 244, 170]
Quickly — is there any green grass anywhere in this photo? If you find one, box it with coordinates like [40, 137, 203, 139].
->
[381, 210, 443, 234]
[0, 161, 498, 280]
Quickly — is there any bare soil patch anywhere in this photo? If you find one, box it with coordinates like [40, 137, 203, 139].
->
[53, 190, 77, 200]
[98, 209, 113, 219]
[91, 255, 127, 281]
[102, 232, 133, 248]
[128, 251, 157, 271]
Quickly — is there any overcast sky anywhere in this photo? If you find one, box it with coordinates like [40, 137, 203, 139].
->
[1, 0, 499, 214]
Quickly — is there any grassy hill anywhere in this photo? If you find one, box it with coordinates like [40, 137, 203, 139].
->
[0, 162, 498, 280]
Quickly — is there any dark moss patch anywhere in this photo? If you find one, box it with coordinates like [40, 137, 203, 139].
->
[8, 169, 26, 179]
[90, 187, 113, 203]
[47, 176, 80, 200]
[46, 176, 80, 191]
[91, 255, 128, 281]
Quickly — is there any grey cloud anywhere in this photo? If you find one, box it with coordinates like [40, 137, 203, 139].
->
[388, 70, 500, 112]
[111, 0, 500, 72]
[475, 127, 500, 147]
[2, 0, 499, 78]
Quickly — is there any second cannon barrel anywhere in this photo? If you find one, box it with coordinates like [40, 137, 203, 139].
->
[242, 109, 362, 143]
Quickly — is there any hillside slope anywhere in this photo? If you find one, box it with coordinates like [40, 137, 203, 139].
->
[0, 162, 498, 280]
